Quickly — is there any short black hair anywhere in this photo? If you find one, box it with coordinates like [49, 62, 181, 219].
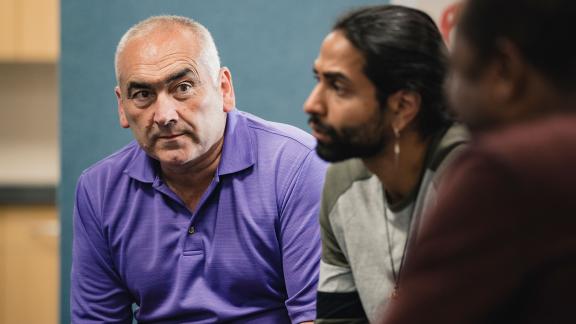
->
[333, 5, 452, 138]
[459, 0, 576, 90]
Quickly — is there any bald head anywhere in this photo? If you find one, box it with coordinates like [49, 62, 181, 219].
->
[114, 15, 221, 85]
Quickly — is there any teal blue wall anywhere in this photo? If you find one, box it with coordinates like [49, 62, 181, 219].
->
[60, 1, 386, 322]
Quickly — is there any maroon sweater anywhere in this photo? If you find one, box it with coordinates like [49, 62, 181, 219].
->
[381, 114, 576, 324]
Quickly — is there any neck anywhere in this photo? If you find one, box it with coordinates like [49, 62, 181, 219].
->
[363, 131, 430, 206]
[160, 137, 224, 211]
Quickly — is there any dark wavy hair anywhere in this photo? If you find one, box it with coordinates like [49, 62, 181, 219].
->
[333, 5, 452, 138]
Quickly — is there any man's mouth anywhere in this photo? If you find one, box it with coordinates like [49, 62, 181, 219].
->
[158, 133, 184, 140]
[308, 122, 332, 144]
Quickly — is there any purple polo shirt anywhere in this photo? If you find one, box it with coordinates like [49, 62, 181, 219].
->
[71, 109, 326, 323]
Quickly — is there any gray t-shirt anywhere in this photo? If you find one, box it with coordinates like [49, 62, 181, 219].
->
[316, 124, 469, 323]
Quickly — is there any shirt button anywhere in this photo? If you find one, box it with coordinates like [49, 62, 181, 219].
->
[188, 225, 195, 235]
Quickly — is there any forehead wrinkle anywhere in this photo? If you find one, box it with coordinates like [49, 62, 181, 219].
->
[155, 54, 201, 77]
[123, 57, 202, 88]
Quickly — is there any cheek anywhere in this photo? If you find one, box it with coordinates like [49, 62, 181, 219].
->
[181, 105, 226, 140]
[126, 111, 154, 136]
[328, 96, 378, 126]
[449, 76, 482, 120]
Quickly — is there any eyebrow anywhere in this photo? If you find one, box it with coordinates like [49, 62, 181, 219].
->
[313, 68, 350, 83]
[164, 68, 196, 84]
[126, 81, 151, 97]
[126, 68, 199, 96]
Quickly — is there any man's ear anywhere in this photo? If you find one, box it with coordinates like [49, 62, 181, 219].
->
[219, 67, 236, 112]
[387, 90, 422, 133]
[491, 39, 527, 104]
[115, 86, 130, 128]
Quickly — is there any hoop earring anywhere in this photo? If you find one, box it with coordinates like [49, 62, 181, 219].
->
[393, 128, 400, 166]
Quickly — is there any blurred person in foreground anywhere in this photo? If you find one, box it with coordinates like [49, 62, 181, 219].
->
[71, 15, 325, 323]
[304, 5, 468, 322]
[381, 0, 576, 323]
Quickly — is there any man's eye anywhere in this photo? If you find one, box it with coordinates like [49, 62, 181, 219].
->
[175, 82, 193, 94]
[133, 90, 151, 99]
[129, 90, 155, 107]
[329, 80, 344, 94]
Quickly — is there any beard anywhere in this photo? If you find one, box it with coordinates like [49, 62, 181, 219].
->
[309, 113, 388, 163]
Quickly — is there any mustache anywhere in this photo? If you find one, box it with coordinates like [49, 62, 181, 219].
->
[308, 114, 335, 135]
[148, 126, 197, 142]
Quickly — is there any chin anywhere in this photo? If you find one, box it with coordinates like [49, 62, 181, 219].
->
[162, 157, 190, 166]
[154, 150, 194, 166]
[315, 144, 353, 163]
[315, 140, 383, 163]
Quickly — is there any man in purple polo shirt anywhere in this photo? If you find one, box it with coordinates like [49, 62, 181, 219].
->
[71, 15, 325, 323]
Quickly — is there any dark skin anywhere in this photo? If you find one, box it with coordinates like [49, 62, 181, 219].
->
[381, 17, 576, 323]
[448, 35, 576, 132]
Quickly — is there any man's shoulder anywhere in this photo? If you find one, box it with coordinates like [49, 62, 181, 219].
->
[80, 141, 141, 179]
[238, 110, 316, 151]
[326, 159, 372, 188]
[229, 110, 327, 188]
[456, 114, 576, 196]
[478, 113, 576, 165]
[321, 159, 374, 215]
[428, 123, 469, 172]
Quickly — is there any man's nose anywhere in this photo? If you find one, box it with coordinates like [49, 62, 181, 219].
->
[154, 93, 179, 127]
[303, 84, 325, 116]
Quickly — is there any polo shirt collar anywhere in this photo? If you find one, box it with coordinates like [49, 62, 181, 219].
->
[124, 144, 159, 184]
[124, 108, 255, 183]
[217, 109, 256, 176]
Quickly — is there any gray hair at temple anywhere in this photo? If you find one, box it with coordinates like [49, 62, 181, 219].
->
[114, 15, 221, 85]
